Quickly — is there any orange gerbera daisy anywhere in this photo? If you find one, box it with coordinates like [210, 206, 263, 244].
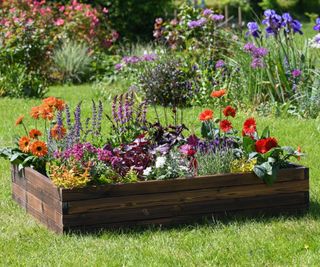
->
[211, 89, 226, 98]
[30, 106, 40, 119]
[50, 124, 67, 140]
[19, 136, 31, 153]
[30, 140, 48, 157]
[199, 109, 213, 121]
[15, 115, 24, 126]
[55, 99, 65, 111]
[39, 104, 54, 120]
[42, 96, 57, 107]
[29, 129, 42, 139]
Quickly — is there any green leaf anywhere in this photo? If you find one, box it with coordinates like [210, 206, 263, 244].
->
[243, 136, 255, 154]
[260, 126, 270, 139]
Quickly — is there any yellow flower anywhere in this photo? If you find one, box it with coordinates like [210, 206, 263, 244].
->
[231, 158, 257, 173]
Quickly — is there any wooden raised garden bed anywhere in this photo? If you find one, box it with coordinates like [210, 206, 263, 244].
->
[11, 164, 309, 234]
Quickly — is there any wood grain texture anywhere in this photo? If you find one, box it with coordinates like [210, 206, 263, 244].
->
[10, 164, 310, 234]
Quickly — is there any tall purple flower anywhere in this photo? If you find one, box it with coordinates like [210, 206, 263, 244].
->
[112, 95, 118, 122]
[65, 104, 72, 129]
[91, 100, 97, 134]
[247, 22, 260, 38]
[282, 13, 302, 34]
[96, 100, 103, 135]
[117, 94, 124, 124]
[74, 102, 82, 142]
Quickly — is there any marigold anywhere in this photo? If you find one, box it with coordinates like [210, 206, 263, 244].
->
[211, 89, 226, 98]
[15, 115, 24, 126]
[255, 137, 278, 154]
[199, 109, 213, 121]
[30, 140, 48, 157]
[242, 117, 257, 136]
[29, 129, 42, 139]
[19, 136, 31, 153]
[50, 124, 67, 140]
[223, 106, 236, 118]
[220, 120, 233, 132]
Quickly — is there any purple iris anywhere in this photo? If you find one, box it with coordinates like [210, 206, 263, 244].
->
[262, 9, 283, 35]
[314, 18, 320, 31]
[282, 13, 302, 34]
[215, 59, 225, 69]
[247, 22, 260, 38]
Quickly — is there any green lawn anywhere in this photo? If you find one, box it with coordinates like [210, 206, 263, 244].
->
[1, 84, 320, 266]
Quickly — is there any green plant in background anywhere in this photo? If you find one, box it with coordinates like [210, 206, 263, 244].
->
[52, 40, 93, 84]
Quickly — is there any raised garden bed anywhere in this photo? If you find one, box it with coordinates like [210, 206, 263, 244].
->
[11, 164, 309, 234]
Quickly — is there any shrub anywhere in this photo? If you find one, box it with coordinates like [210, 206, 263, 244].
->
[0, 64, 47, 98]
[139, 57, 194, 108]
[52, 40, 93, 83]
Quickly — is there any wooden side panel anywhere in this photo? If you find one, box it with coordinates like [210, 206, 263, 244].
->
[11, 167, 63, 233]
[61, 166, 306, 201]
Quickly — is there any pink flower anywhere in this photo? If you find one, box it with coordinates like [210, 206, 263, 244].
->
[59, 6, 65, 12]
[5, 31, 12, 38]
[102, 7, 109, 14]
[54, 18, 65, 26]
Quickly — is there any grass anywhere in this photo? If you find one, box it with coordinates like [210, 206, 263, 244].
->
[1, 84, 320, 266]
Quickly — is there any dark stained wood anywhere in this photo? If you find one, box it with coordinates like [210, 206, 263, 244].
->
[63, 192, 308, 227]
[61, 165, 307, 201]
[10, 164, 310, 234]
[65, 179, 308, 215]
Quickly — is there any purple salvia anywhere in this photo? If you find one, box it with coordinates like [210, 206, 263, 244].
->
[112, 95, 118, 122]
[91, 100, 97, 133]
[56, 110, 63, 139]
[141, 101, 148, 124]
[118, 94, 124, 124]
[96, 100, 103, 135]
[65, 104, 72, 129]
[74, 102, 82, 142]
[123, 92, 131, 123]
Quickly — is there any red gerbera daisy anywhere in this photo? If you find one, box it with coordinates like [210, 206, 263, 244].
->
[220, 120, 233, 132]
[255, 137, 278, 154]
[223, 106, 236, 118]
[199, 109, 213, 121]
[243, 117, 257, 136]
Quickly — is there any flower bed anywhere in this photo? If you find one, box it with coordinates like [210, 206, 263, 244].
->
[1, 89, 308, 232]
[11, 164, 309, 233]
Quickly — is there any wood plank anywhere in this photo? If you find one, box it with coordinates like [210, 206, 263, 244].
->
[65, 179, 308, 215]
[12, 167, 63, 211]
[65, 203, 309, 233]
[63, 192, 308, 227]
[61, 166, 307, 201]
[12, 182, 63, 226]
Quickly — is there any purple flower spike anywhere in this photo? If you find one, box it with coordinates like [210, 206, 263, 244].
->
[112, 95, 118, 122]
[117, 94, 124, 124]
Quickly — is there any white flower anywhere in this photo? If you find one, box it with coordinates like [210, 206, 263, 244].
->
[143, 167, 152, 176]
[309, 34, 320, 49]
[155, 156, 166, 168]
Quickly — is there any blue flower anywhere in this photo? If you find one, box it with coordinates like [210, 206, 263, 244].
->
[262, 9, 283, 36]
[314, 18, 320, 31]
[282, 13, 303, 34]
[247, 22, 260, 38]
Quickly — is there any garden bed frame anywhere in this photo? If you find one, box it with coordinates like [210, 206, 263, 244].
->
[11, 164, 309, 234]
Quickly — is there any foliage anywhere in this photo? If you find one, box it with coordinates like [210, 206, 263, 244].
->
[139, 56, 194, 107]
[0, 63, 47, 98]
[52, 40, 93, 84]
